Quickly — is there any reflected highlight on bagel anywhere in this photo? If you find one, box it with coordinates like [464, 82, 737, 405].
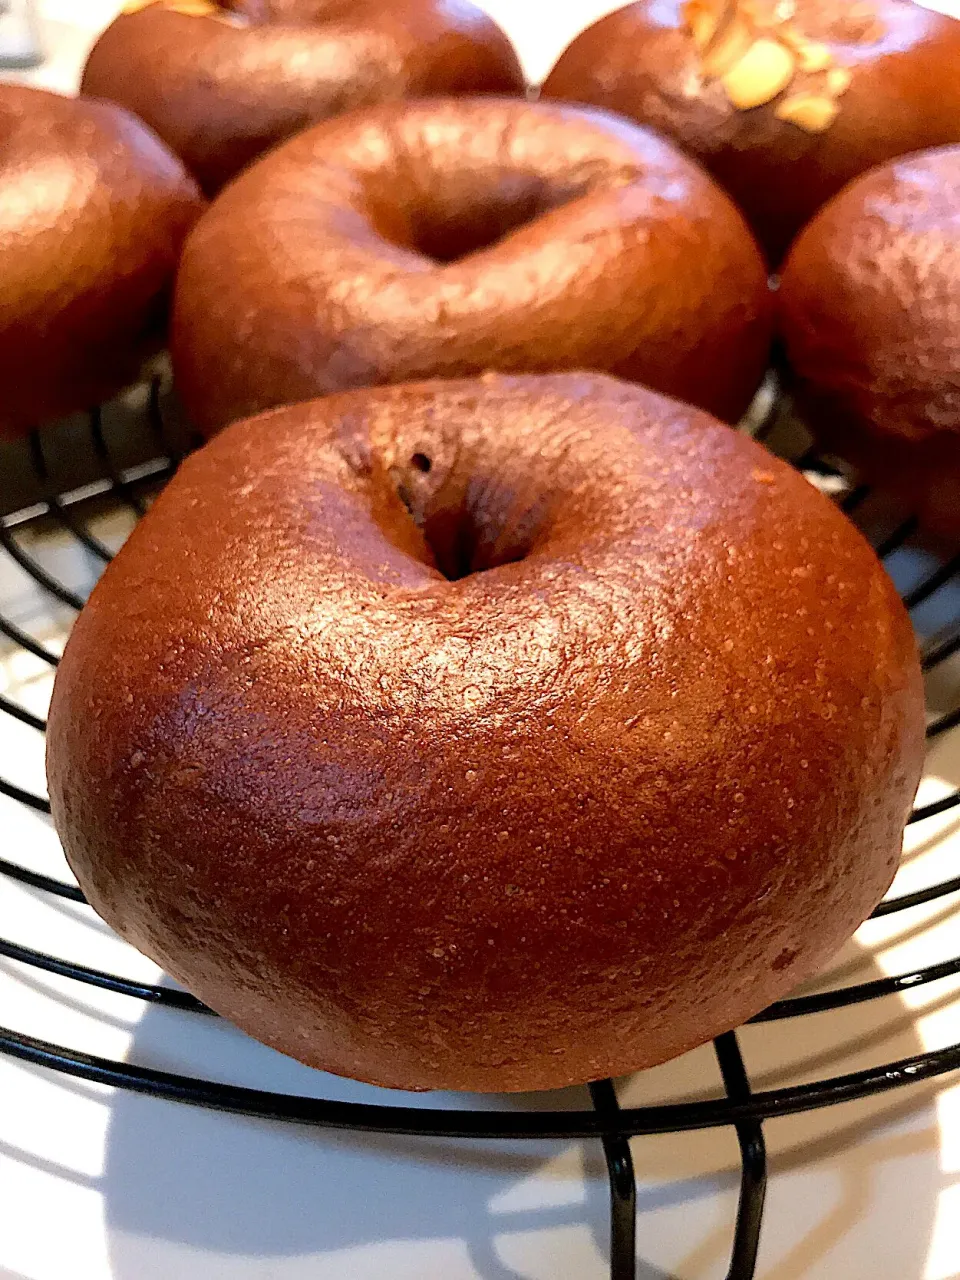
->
[0, 84, 203, 441]
[778, 144, 960, 542]
[171, 98, 773, 436]
[47, 373, 925, 1093]
[82, 0, 526, 193]
[542, 0, 960, 263]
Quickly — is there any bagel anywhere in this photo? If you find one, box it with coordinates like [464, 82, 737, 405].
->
[0, 84, 203, 441]
[47, 373, 925, 1092]
[81, 0, 525, 194]
[778, 145, 960, 541]
[542, 0, 960, 263]
[170, 98, 773, 436]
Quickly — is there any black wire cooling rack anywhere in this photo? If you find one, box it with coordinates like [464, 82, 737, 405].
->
[0, 383, 959, 1280]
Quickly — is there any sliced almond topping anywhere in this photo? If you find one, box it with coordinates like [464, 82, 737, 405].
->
[775, 92, 840, 132]
[721, 37, 795, 109]
[779, 30, 834, 73]
[689, 11, 721, 51]
[123, 0, 244, 19]
[777, 25, 803, 48]
[749, 0, 796, 27]
[701, 16, 754, 78]
[798, 42, 833, 73]
[684, 0, 727, 51]
[686, 0, 853, 112]
[826, 66, 853, 96]
[165, 0, 221, 14]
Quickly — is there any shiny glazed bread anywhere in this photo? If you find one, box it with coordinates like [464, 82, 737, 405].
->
[171, 97, 772, 435]
[0, 84, 203, 440]
[47, 374, 925, 1092]
[543, 0, 960, 263]
[82, 0, 526, 193]
[778, 145, 960, 541]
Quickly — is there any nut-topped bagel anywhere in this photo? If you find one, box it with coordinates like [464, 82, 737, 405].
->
[543, 0, 960, 262]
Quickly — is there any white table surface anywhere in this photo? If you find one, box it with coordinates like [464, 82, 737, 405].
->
[3, 4, 960, 1278]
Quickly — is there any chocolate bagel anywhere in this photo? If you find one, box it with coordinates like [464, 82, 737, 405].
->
[0, 84, 203, 442]
[778, 145, 960, 541]
[47, 373, 924, 1093]
[171, 98, 772, 436]
[81, 0, 525, 194]
[542, 0, 960, 264]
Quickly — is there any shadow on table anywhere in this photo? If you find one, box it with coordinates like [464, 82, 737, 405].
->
[95, 928, 945, 1280]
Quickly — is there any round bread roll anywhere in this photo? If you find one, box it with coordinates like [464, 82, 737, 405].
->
[170, 98, 772, 437]
[542, 0, 960, 264]
[778, 145, 960, 541]
[0, 84, 203, 441]
[47, 374, 924, 1093]
[81, 0, 525, 195]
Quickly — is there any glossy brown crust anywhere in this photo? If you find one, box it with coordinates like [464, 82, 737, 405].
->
[81, 0, 525, 194]
[542, 0, 960, 264]
[0, 85, 203, 441]
[47, 373, 924, 1093]
[778, 146, 960, 540]
[171, 98, 772, 436]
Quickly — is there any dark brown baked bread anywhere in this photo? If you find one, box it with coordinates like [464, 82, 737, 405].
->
[170, 98, 772, 436]
[81, 0, 525, 194]
[542, 0, 960, 264]
[0, 84, 203, 441]
[46, 374, 925, 1093]
[778, 145, 960, 540]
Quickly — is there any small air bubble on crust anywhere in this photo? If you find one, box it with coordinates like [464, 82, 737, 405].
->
[773, 946, 799, 971]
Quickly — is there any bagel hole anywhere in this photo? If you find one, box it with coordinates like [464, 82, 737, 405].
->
[388, 470, 533, 582]
[421, 508, 531, 582]
[399, 182, 565, 264]
[407, 199, 537, 259]
[385, 450, 542, 581]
